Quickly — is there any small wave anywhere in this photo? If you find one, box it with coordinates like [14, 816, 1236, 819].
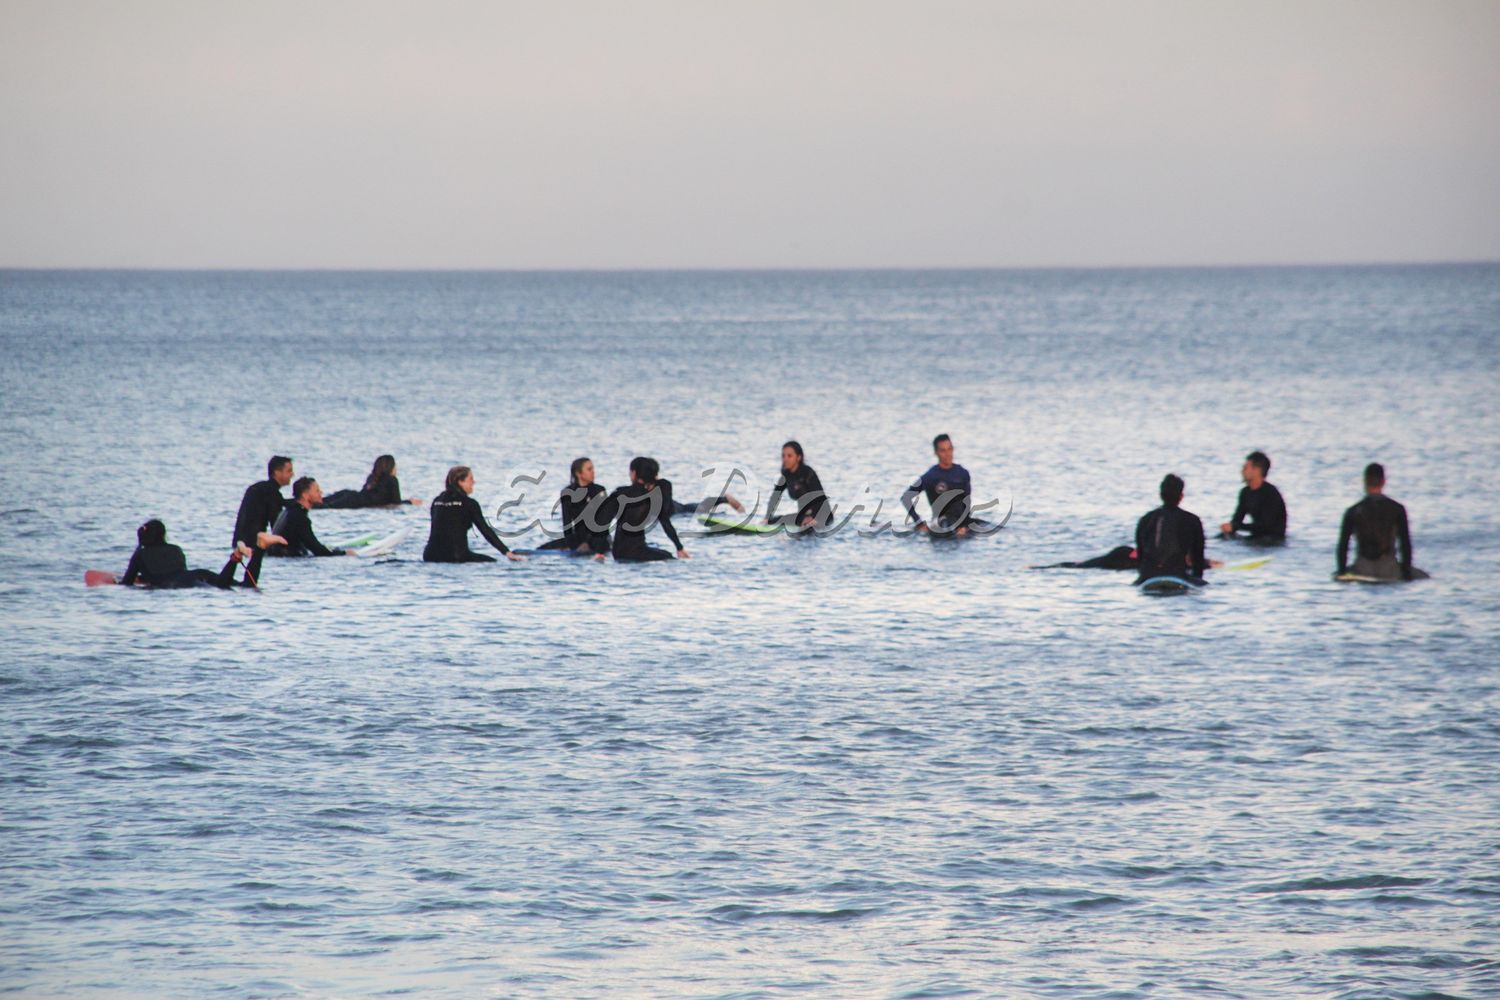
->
[1251, 874, 1428, 893]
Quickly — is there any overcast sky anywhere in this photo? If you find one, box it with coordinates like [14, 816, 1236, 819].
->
[1, 0, 1497, 269]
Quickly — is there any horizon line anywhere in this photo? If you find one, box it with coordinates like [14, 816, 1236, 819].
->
[3, 258, 1498, 275]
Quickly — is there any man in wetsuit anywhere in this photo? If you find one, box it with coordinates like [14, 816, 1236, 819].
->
[1136, 474, 1207, 584]
[1220, 450, 1287, 543]
[903, 434, 976, 535]
[268, 478, 355, 558]
[233, 455, 294, 586]
[1337, 463, 1421, 580]
[766, 440, 829, 529]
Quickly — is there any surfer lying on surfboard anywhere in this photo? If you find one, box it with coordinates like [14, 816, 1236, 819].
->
[97, 520, 286, 589]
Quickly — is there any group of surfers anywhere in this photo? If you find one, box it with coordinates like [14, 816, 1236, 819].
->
[110, 439, 1423, 590]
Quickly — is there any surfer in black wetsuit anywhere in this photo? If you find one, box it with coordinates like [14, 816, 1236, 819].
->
[903, 434, 978, 535]
[1220, 450, 1286, 543]
[1336, 463, 1425, 580]
[233, 455, 294, 587]
[766, 440, 829, 529]
[604, 457, 689, 562]
[423, 465, 525, 563]
[1034, 546, 1140, 570]
[268, 478, 356, 558]
[121, 520, 256, 589]
[537, 457, 611, 558]
[1136, 474, 1208, 584]
[320, 454, 424, 509]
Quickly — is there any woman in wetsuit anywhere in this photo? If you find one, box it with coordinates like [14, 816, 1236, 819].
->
[423, 466, 525, 563]
[120, 520, 251, 589]
[605, 457, 689, 563]
[322, 454, 424, 509]
[766, 440, 829, 529]
[537, 457, 611, 557]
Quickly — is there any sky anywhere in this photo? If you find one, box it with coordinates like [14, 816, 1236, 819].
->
[1, 0, 1497, 269]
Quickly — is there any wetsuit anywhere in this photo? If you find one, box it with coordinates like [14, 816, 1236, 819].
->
[1040, 546, 1139, 570]
[1135, 505, 1207, 583]
[606, 480, 683, 562]
[267, 505, 346, 557]
[423, 488, 511, 562]
[121, 544, 238, 590]
[903, 463, 974, 532]
[322, 474, 406, 509]
[669, 495, 736, 517]
[767, 464, 829, 527]
[537, 482, 612, 554]
[233, 478, 288, 586]
[1337, 494, 1416, 580]
[1227, 481, 1287, 542]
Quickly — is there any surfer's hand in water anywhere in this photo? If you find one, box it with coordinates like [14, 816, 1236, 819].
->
[506, 552, 527, 562]
[1219, 522, 1233, 536]
[677, 549, 691, 559]
[592, 553, 606, 562]
[956, 526, 968, 537]
[725, 495, 745, 513]
[916, 522, 929, 533]
[1209, 558, 1225, 568]
[408, 497, 425, 506]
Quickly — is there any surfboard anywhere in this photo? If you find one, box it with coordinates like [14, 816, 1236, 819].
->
[349, 524, 412, 558]
[331, 531, 383, 550]
[1222, 556, 1271, 571]
[513, 546, 592, 556]
[84, 569, 118, 587]
[697, 513, 794, 535]
[1138, 575, 1206, 594]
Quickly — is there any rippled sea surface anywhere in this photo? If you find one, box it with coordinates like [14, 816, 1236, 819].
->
[3, 268, 1499, 998]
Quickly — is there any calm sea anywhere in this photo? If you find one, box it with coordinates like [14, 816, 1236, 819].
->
[2, 267, 1498, 997]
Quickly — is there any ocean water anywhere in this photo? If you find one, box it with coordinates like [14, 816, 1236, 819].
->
[2, 267, 1498, 998]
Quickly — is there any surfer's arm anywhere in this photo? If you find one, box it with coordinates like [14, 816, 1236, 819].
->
[1335, 511, 1353, 574]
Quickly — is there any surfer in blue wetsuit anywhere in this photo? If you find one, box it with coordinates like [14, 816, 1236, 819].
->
[120, 520, 262, 589]
[267, 478, 357, 558]
[766, 440, 829, 529]
[903, 434, 977, 535]
[1136, 474, 1207, 584]
[604, 457, 689, 562]
[321, 454, 424, 509]
[537, 457, 611, 559]
[1220, 451, 1286, 543]
[423, 466, 526, 564]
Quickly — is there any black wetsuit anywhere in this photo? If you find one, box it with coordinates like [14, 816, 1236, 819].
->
[669, 495, 736, 517]
[122, 544, 238, 590]
[233, 478, 288, 586]
[1135, 505, 1207, 583]
[1228, 481, 1287, 542]
[322, 474, 406, 509]
[1337, 493, 1414, 580]
[767, 463, 829, 527]
[537, 482, 611, 554]
[1041, 545, 1139, 570]
[606, 480, 683, 562]
[424, 488, 511, 563]
[267, 504, 346, 557]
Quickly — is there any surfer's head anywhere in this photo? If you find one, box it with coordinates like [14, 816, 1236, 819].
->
[1160, 474, 1185, 507]
[933, 434, 954, 467]
[137, 519, 167, 546]
[629, 457, 660, 486]
[1364, 462, 1385, 492]
[781, 440, 804, 472]
[1243, 451, 1270, 486]
[268, 455, 293, 485]
[570, 457, 594, 488]
[446, 465, 474, 495]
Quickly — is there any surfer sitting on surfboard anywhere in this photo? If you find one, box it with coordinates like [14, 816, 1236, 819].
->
[1219, 451, 1287, 543]
[604, 457, 689, 562]
[1337, 463, 1426, 581]
[903, 434, 979, 536]
[267, 478, 357, 558]
[424, 466, 526, 564]
[766, 440, 829, 530]
[1136, 474, 1208, 586]
[536, 457, 612, 559]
